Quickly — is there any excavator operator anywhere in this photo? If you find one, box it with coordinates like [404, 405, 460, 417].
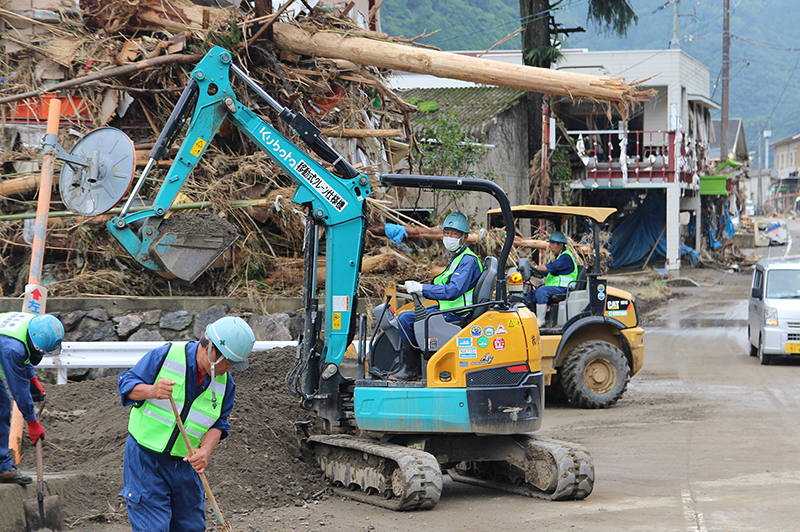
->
[394, 212, 483, 381]
[525, 231, 578, 327]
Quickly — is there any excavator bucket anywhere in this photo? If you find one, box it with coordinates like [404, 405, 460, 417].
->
[149, 212, 239, 283]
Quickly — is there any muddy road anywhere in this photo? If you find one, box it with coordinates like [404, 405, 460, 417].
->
[63, 261, 800, 532]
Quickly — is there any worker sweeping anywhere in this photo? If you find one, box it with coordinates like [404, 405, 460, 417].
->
[118, 316, 255, 532]
[0, 312, 64, 485]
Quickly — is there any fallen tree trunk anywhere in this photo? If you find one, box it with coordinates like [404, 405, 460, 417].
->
[272, 23, 651, 105]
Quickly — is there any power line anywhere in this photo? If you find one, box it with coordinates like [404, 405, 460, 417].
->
[731, 33, 800, 51]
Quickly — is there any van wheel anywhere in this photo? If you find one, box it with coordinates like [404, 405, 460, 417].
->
[748, 328, 758, 357]
[758, 336, 772, 366]
[561, 341, 630, 409]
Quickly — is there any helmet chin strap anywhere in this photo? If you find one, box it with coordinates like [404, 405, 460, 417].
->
[207, 346, 222, 409]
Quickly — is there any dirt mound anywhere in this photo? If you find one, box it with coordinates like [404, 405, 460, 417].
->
[16, 346, 325, 526]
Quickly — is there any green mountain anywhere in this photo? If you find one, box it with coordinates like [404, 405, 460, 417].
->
[381, 0, 799, 163]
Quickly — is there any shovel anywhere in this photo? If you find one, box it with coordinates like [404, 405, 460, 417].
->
[23, 400, 63, 532]
[169, 396, 232, 532]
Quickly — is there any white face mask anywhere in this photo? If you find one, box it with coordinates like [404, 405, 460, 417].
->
[443, 236, 462, 252]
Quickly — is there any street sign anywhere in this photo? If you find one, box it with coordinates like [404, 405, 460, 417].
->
[23, 283, 47, 314]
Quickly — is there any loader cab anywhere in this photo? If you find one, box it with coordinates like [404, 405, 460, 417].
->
[486, 204, 646, 409]
[486, 205, 616, 331]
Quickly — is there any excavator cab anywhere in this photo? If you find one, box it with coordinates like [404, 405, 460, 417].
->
[487, 205, 645, 408]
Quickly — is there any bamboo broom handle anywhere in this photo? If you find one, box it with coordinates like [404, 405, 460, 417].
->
[169, 396, 229, 529]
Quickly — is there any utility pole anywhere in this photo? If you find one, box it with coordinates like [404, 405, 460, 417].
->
[757, 121, 762, 214]
[670, 0, 680, 48]
[720, 0, 730, 161]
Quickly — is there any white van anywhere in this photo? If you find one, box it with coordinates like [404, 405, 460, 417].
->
[749, 261, 800, 365]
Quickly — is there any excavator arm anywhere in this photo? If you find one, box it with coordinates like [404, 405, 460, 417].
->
[107, 47, 370, 405]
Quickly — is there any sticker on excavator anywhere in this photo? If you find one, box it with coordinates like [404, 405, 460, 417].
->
[295, 160, 348, 212]
[190, 138, 207, 156]
[506, 319, 521, 329]
[332, 296, 350, 311]
[332, 313, 342, 330]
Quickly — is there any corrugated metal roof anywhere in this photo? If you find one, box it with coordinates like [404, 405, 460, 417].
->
[397, 86, 525, 138]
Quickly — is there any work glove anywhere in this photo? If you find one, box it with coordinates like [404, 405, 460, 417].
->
[29, 377, 45, 402]
[26, 420, 45, 445]
[404, 281, 423, 295]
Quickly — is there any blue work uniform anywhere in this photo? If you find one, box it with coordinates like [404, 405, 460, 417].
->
[398, 245, 482, 346]
[118, 342, 236, 532]
[525, 251, 578, 306]
[0, 335, 36, 474]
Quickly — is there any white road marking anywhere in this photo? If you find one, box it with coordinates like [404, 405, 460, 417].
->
[682, 489, 707, 532]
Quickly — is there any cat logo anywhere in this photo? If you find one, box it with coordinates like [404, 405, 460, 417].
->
[607, 300, 620, 310]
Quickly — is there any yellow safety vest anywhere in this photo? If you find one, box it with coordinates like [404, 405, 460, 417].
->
[434, 246, 483, 312]
[127, 343, 227, 457]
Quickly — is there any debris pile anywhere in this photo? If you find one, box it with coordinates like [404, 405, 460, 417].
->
[0, 1, 429, 299]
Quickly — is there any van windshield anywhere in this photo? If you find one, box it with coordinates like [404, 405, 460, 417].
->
[766, 269, 800, 298]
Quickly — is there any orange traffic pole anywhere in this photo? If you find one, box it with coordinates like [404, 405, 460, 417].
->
[8, 98, 61, 464]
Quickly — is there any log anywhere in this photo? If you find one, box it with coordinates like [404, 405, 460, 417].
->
[266, 252, 399, 285]
[0, 54, 202, 105]
[0, 174, 40, 196]
[320, 128, 403, 138]
[272, 23, 651, 104]
[367, 224, 548, 250]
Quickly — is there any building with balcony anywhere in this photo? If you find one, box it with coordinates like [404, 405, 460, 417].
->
[391, 47, 720, 271]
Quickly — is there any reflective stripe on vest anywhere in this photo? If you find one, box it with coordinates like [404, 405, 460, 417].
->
[434, 246, 483, 312]
[544, 249, 579, 288]
[0, 312, 35, 378]
[127, 343, 227, 457]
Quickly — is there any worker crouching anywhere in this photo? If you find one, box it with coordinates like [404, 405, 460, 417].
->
[118, 316, 256, 532]
[0, 313, 63, 485]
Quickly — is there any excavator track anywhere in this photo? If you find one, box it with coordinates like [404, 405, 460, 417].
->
[446, 435, 594, 501]
[309, 434, 443, 511]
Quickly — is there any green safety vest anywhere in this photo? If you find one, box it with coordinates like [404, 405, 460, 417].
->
[128, 342, 228, 458]
[544, 249, 579, 288]
[0, 312, 35, 378]
[434, 246, 484, 312]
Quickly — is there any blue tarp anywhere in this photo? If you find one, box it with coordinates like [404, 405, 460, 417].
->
[608, 190, 699, 268]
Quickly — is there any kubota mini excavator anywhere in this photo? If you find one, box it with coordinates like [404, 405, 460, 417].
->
[62, 47, 594, 510]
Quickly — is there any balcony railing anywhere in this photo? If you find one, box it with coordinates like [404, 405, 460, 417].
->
[568, 129, 702, 188]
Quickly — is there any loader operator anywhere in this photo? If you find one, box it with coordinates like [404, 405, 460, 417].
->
[118, 316, 256, 532]
[525, 231, 578, 327]
[0, 312, 64, 485]
[395, 212, 483, 381]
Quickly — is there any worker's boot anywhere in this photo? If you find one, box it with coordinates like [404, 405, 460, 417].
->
[536, 304, 547, 328]
[0, 465, 31, 485]
[389, 343, 422, 381]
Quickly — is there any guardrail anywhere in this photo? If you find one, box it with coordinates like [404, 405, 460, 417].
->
[39, 341, 298, 384]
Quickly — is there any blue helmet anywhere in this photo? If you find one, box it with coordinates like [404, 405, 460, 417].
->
[442, 212, 470, 234]
[28, 314, 64, 353]
[206, 316, 256, 371]
[549, 231, 568, 244]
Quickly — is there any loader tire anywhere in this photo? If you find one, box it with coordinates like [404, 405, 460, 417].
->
[561, 341, 629, 409]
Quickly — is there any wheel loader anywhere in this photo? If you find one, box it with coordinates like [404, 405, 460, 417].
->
[58, 46, 594, 510]
[487, 205, 645, 408]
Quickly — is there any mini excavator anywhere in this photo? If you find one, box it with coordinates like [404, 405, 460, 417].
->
[60, 47, 594, 510]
